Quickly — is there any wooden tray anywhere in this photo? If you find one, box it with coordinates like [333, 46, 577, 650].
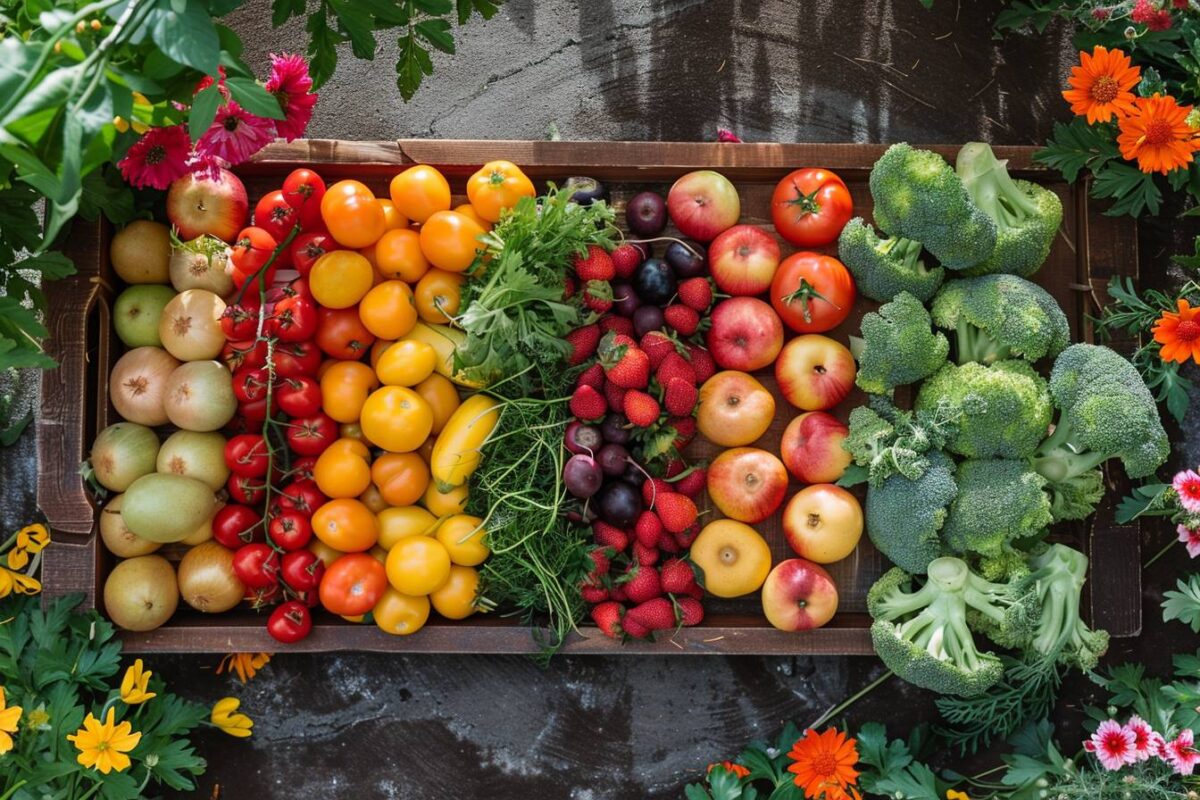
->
[37, 140, 1142, 654]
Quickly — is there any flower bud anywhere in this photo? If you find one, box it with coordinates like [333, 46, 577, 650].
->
[90, 19, 101, 30]
[1188, 109, 1200, 130]
[144, 753, 159, 767]
[1107, 705, 1119, 716]
[1125, 25, 1138, 38]
[74, 21, 85, 33]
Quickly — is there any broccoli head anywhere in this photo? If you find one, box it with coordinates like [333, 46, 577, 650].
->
[930, 274, 1070, 365]
[868, 557, 1006, 696]
[941, 459, 1053, 562]
[955, 142, 1063, 278]
[837, 217, 945, 303]
[1020, 544, 1109, 670]
[843, 399, 962, 487]
[869, 143, 997, 270]
[914, 360, 1052, 460]
[865, 450, 958, 574]
[1033, 344, 1170, 519]
[855, 291, 950, 396]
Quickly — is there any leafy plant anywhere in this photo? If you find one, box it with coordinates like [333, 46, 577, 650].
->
[682, 722, 805, 800]
[1163, 575, 1200, 632]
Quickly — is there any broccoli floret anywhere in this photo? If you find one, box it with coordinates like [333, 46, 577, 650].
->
[855, 292, 950, 396]
[837, 217, 945, 303]
[868, 558, 1006, 696]
[930, 275, 1070, 365]
[1033, 344, 1170, 520]
[914, 360, 1052, 460]
[865, 450, 958, 574]
[955, 142, 1064, 278]
[843, 399, 962, 487]
[1020, 544, 1109, 670]
[941, 459, 1052, 562]
[869, 143, 997, 270]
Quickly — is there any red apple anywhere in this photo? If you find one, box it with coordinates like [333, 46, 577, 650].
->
[697, 371, 775, 447]
[780, 411, 852, 484]
[774, 334, 856, 410]
[667, 170, 741, 242]
[782, 484, 863, 564]
[707, 447, 788, 523]
[705, 297, 784, 372]
[708, 224, 781, 296]
[167, 168, 249, 244]
[761, 558, 839, 631]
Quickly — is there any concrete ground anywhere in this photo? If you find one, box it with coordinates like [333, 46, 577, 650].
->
[3, 1, 1198, 797]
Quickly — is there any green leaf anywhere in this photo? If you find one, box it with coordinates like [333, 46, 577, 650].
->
[328, 0, 378, 59]
[190, 83, 221, 142]
[143, 736, 206, 790]
[1092, 162, 1162, 217]
[227, 77, 286, 120]
[80, 167, 137, 225]
[396, 33, 434, 102]
[1164, 576, 1200, 633]
[457, 0, 500, 24]
[272, 0, 306, 25]
[1034, 117, 1121, 183]
[145, 0, 222, 74]
[14, 252, 75, 280]
[416, 18, 455, 54]
[414, 0, 454, 13]
[1114, 482, 1172, 523]
[306, 11, 342, 89]
[1137, 65, 1167, 97]
[1, 65, 82, 131]
[203, 0, 246, 14]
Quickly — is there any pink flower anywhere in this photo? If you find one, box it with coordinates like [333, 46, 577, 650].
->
[1179, 524, 1200, 558]
[1150, 731, 1168, 757]
[1161, 729, 1200, 775]
[264, 53, 317, 142]
[194, 66, 231, 102]
[1131, 0, 1173, 29]
[197, 101, 275, 166]
[1085, 719, 1138, 771]
[1174, 470, 1200, 514]
[117, 125, 193, 189]
[717, 128, 743, 143]
[1093, 6, 1112, 19]
[1174, 0, 1188, 8]
[1124, 716, 1158, 761]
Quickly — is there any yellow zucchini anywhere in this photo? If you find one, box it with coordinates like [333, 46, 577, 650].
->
[399, 322, 484, 389]
[430, 393, 502, 491]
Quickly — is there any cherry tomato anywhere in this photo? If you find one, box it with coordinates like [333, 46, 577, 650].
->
[770, 252, 856, 333]
[389, 165, 451, 224]
[268, 510, 314, 551]
[223, 339, 268, 372]
[233, 542, 279, 589]
[466, 160, 536, 222]
[309, 250, 374, 309]
[238, 397, 275, 425]
[287, 412, 339, 457]
[227, 474, 266, 506]
[319, 361, 378, 423]
[320, 553, 388, 616]
[321, 180, 386, 249]
[255, 190, 300, 242]
[373, 588, 430, 636]
[312, 498, 378, 552]
[280, 549, 326, 592]
[453, 203, 492, 232]
[232, 366, 271, 404]
[771, 168, 854, 248]
[288, 456, 318, 484]
[224, 433, 269, 479]
[435, 515, 490, 567]
[429, 564, 481, 619]
[273, 341, 322, 378]
[358, 280, 418, 341]
[413, 269, 464, 324]
[276, 375, 322, 417]
[412, 373, 460, 435]
[373, 228, 429, 283]
[289, 231, 334, 276]
[212, 504, 264, 549]
[282, 168, 327, 229]
[376, 506, 437, 550]
[316, 307, 376, 360]
[385, 536, 451, 595]
[230, 227, 284, 293]
[313, 437, 372, 499]
[370, 452, 430, 507]
[245, 583, 282, 610]
[272, 295, 318, 342]
[274, 479, 327, 517]
[418, 210, 486, 273]
[219, 303, 261, 340]
[267, 600, 313, 643]
[375, 339, 437, 387]
[377, 199, 408, 231]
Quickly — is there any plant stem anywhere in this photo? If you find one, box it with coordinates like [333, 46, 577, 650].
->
[1145, 539, 1177, 569]
[807, 669, 895, 730]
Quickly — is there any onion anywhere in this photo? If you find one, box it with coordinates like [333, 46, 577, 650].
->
[177, 541, 244, 613]
[179, 501, 220, 546]
[104, 555, 178, 631]
[159, 289, 226, 361]
[163, 360, 236, 431]
[90, 422, 160, 492]
[170, 235, 234, 295]
[156, 430, 230, 489]
[99, 493, 162, 557]
[109, 346, 179, 426]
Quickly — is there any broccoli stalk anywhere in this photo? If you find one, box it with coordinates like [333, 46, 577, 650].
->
[1023, 544, 1109, 670]
[837, 217, 945, 303]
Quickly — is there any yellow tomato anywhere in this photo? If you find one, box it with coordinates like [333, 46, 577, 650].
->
[418, 211, 486, 273]
[358, 483, 388, 514]
[417, 436, 436, 464]
[313, 437, 372, 498]
[309, 250, 374, 309]
[319, 360, 379, 423]
[369, 545, 389, 564]
[311, 497, 379, 553]
[389, 165, 451, 224]
[375, 339, 437, 387]
[339, 422, 367, 443]
[309, 538, 345, 569]
[377, 506, 439, 550]
[414, 268, 464, 324]
[435, 514, 490, 567]
[466, 160, 536, 222]
[321, 181, 386, 249]
[374, 228, 430, 283]
[423, 482, 468, 516]
[386, 535, 452, 595]
[371, 452, 430, 507]
[358, 280, 418, 341]
[453, 203, 492, 232]
[360, 386, 433, 453]
[413, 373, 460, 435]
[369, 339, 392, 370]
[430, 564, 481, 619]
[378, 199, 408, 230]
[373, 588, 430, 635]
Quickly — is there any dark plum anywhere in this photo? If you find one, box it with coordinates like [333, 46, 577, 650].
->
[665, 240, 707, 278]
[564, 420, 604, 455]
[564, 176, 607, 206]
[626, 191, 667, 237]
[597, 480, 644, 528]
[600, 414, 631, 444]
[611, 280, 641, 317]
[598, 443, 630, 476]
[632, 305, 664, 338]
[621, 461, 648, 487]
[564, 454, 603, 499]
[633, 258, 677, 305]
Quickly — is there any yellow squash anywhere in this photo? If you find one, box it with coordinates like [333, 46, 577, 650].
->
[399, 322, 483, 388]
[430, 393, 501, 491]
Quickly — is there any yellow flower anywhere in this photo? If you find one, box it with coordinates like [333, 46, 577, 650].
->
[119, 659, 156, 705]
[216, 653, 271, 684]
[66, 707, 141, 774]
[10, 571, 41, 595]
[24, 704, 50, 732]
[6, 549, 27, 571]
[947, 791, 971, 800]
[0, 687, 23, 755]
[16, 524, 49, 554]
[0, 569, 12, 599]
[211, 697, 253, 738]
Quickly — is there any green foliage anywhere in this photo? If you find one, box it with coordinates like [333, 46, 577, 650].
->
[854, 291, 950, 396]
[682, 722, 804, 800]
[1163, 575, 1200, 633]
[836, 217, 945, 304]
[857, 723, 954, 800]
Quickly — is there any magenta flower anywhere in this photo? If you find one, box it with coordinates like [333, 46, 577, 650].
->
[1179, 525, 1200, 558]
[1132, 0, 1174, 30]
[1174, 469, 1200, 514]
[197, 101, 275, 166]
[1084, 719, 1137, 771]
[1161, 729, 1200, 776]
[717, 128, 743, 143]
[1124, 716, 1158, 761]
[264, 53, 317, 142]
[117, 125, 193, 189]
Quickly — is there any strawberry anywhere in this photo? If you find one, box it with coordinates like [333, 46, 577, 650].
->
[626, 597, 678, 632]
[658, 530, 683, 553]
[622, 613, 651, 640]
[678, 277, 713, 312]
[674, 523, 701, 549]
[586, 547, 611, 581]
[623, 564, 662, 604]
[667, 416, 697, 450]
[672, 466, 706, 498]
[660, 558, 697, 594]
[566, 324, 601, 365]
[663, 458, 686, 478]
[685, 344, 716, 383]
[581, 585, 610, 604]
[634, 510, 664, 548]
[598, 314, 635, 339]
[582, 280, 612, 313]
[570, 385, 607, 421]
[611, 243, 643, 279]
[593, 521, 629, 552]
[664, 378, 699, 417]
[590, 600, 624, 638]
[573, 244, 615, 282]
[563, 274, 577, 300]
[687, 583, 705, 600]
[676, 596, 704, 626]
[656, 352, 697, 387]
[663, 304, 700, 336]
[575, 362, 605, 391]
[623, 390, 660, 427]
[609, 583, 628, 603]
[633, 541, 659, 566]
[603, 381, 627, 414]
[656, 492, 697, 534]
[642, 477, 670, 508]
[640, 331, 676, 369]
[600, 338, 650, 389]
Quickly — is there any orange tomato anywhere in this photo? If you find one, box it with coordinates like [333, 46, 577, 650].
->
[375, 339, 437, 387]
[358, 483, 388, 514]
[389, 165, 451, 224]
[417, 436, 436, 464]
[313, 437, 372, 498]
[312, 498, 379, 553]
[319, 360, 379, 423]
[418, 211, 486, 273]
[436, 514, 490, 566]
[373, 588, 430, 635]
[423, 482, 468, 516]
[360, 386, 432, 453]
[377, 506, 439, 550]
[466, 160, 535, 222]
[309, 250, 374, 309]
[413, 373, 460, 434]
[358, 280, 418, 341]
[371, 452, 430, 507]
[378, 199, 408, 230]
[414, 268, 464, 324]
[374, 228, 430, 283]
[386, 535, 451, 595]
[321, 181, 386, 249]
[319, 552, 387, 615]
[453, 203, 492, 232]
[430, 564, 481, 619]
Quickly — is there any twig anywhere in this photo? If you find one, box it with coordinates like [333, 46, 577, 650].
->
[807, 670, 895, 730]
[969, 78, 995, 101]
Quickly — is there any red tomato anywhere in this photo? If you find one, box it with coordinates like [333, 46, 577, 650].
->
[280, 549, 325, 592]
[212, 504, 264, 549]
[274, 479, 327, 517]
[233, 543, 280, 589]
[319, 553, 387, 616]
[269, 510, 313, 551]
[230, 227, 283, 293]
[276, 375, 321, 417]
[267, 600, 313, 643]
[232, 367, 270, 404]
[273, 341, 322, 378]
[315, 307, 376, 360]
[227, 474, 267, 506]
[287, 413, 338, 456]
[219, 303, 261, 340]
[289, 231, 334, 276]
[223, 339, 268, 372]
[287, 456, 318, 484]
[770, 252, 857, 333]
[238, 396, 276, 425]
[224, 434, 269, 479]
[283, 168, 328, 229]
[771, 169, 854, 248]
[245, 582, 283, 609]
[272, 295, 318, 342]
[255, 190, 300, 242]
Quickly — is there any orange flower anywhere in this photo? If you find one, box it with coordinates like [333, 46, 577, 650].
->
[788, 728, 862, 800]
[1062, 45, 1141, 123]
[1153, 298, 1200, 363]
[706, 761, 751, 779]
[1118, 94, 1200, 174]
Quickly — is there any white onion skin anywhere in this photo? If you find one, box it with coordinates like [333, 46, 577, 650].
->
[162, 360, 236, 432]
[159, 289, 226, 361]
[110, 346, 180, 426]
[90, 422, 160, 492]
[169, 237, 234, 295]
[177, 541, 244, 613]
